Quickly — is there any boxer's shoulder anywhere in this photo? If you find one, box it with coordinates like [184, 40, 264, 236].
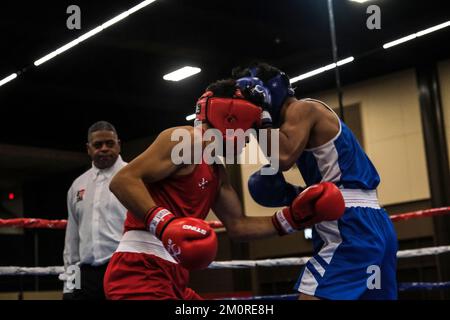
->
[291, 99, 316, 115]
[158, 125, 192, 136]
[157, 126, 197, 142]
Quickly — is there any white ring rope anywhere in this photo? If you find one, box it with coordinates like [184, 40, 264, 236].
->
[0, 266, 64, 276]
[209, 257, 311, 269]
[1, 245, 449, 276]
[209, 245, 450, 269]
[396, 245, 450, 259]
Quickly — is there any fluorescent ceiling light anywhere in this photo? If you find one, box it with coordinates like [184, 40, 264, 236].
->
[290, 64, 335, 83]
[0, 73, 17, 87]
[163, 66, 201, 81]
[349, 0, 372, 3]
[76, 26, 104, 43]
[336, 56, 355, 66]
[101, 11, 130, 29]
[34, 0, 157, 66]
[186, 114, 196, 121]
[416, 21, 450, 37]
[383, 20, 450, 49]
[383, 34, 417, 49]
[128, 0, 157, 14]
[290, 56, 354, 83]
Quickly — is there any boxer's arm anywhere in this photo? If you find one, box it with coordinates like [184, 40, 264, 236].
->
[212, 165, 278, 241]
[109, 127, 184, 221]
[277, 100, 316, 171]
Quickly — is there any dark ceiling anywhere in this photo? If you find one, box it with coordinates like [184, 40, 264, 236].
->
[1, 0, 449, 152]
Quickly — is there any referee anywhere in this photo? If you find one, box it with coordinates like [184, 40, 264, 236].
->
[62, 121, 127, 300]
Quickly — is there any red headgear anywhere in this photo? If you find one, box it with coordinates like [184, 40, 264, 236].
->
[194, 89, 262, 139]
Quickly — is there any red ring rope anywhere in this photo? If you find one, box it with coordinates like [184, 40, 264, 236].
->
[1, 207, 449, 229]
[389, 207, 450, 222]
[0, 218, 67, 229]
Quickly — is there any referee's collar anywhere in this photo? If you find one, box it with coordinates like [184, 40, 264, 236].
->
[92, 155, 125, 179]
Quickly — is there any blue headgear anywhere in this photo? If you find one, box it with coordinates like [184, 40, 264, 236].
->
[236, 67, 295, 125]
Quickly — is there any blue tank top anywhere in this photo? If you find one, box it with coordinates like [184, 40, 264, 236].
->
[296, 99, 380, 190]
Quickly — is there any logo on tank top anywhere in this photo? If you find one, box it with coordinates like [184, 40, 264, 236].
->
[165, 238, 182, 262]
[76, 189, 85, 202]
[198, 177, 209, 190]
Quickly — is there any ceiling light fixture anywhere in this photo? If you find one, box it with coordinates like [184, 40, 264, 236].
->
[290, 56, 354, 83]
[34, 0, 158, 66]
[0, 73, 18, 87]
[163, 66, 201, 82]
[185, 114, 196, 121]
[383, 20, 450, 49]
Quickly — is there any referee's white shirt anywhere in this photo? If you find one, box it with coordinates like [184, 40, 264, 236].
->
[63, 155, 127, 268]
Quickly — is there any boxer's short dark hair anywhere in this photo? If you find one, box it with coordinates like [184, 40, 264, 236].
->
[232, 62, 284, 83]
[205, 79, 237, 97]
[205, 78, 264, 108]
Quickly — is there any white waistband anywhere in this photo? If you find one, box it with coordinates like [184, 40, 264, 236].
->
[339, 188, 380, 209]
[116, 230, 177, 264]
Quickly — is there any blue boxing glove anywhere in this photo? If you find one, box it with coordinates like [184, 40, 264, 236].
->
[236, 77, 273, 128]
[248, 165, 304, 207]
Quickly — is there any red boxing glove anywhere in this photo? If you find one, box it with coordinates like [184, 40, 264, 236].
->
[145, 207, 218, 270]
[272, 182, 345, 235]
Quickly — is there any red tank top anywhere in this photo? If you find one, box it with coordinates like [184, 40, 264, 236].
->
[124, 162, 220, 232]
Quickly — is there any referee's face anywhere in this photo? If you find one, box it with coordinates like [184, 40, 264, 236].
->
[87, 130, 121, 169]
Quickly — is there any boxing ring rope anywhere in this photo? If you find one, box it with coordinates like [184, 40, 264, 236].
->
[0, 266, 64, 276]
[1, 245, 449, 275]
[0, 218, 67, 229]
[1, 206, 449, 230]
[223, 281, 450, 300]
[389, 207, 450, 222]
[1, 206, 450, 297]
